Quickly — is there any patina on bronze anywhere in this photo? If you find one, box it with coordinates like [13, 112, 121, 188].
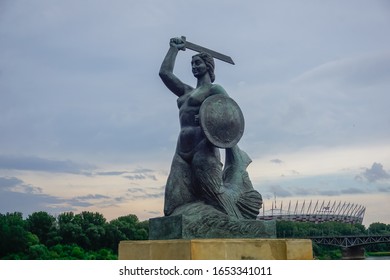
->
[180, 36, 235, 65]
[200, 94, 244, 148]
[154, 36, 265, 239]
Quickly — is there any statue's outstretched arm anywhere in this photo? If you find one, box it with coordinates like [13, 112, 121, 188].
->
[159, 37, 193, 97]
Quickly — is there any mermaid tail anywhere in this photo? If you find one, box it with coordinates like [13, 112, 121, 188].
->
[222, 145, 263, 219]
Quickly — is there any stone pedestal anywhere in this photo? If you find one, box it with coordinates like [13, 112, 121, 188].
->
[118, 239, 313, 260]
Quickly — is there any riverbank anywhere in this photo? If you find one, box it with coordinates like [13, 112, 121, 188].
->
[366, 251, 390, 258]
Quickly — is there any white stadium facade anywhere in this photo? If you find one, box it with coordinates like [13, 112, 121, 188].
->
[257, 200, 365, 224]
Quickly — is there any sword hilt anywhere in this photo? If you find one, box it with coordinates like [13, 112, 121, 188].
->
[180, 36, 187, 51]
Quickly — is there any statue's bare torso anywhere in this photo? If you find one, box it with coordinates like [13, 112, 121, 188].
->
[177, 84, 225, 160]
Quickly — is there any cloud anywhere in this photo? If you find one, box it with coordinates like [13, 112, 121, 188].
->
[96, 171, 129, 176]
[131, 168, 155, 174]
[361, 162, 390, 183]
[341, 188, 366, 195]
[0, 176, 42, 194]
[0, 155, 95, 174]
[127, 188, 144, 193]
[0, 176, 75, 214]
[260, 170, 390, 199]
[0, 176, 24, 188]
[318, 190, 341, 196]
[281, 170, 300, 177]
[66, 199, 93, 207]
[1, 1, 389, 224]
[74, 194, 110, 200]
[294, 187, 314, 196]
[377, 186, 390, 193]
[266, 185, 343, 198]
[124, 168, 158, 181]
[0, 176, 116, 214]
[114, 196, 127, 203]
[292, 51, 390, 87]
[124, 174, 157, 181]
[240, 51, 390, 159]
[126, 185, 164, 201]
[270, 159, 283, 164]
[96, 168, 159, 182]
[144, 210, 161, 216]
[266, 185, 293, 198]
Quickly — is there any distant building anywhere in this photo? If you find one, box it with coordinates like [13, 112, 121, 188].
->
[257, 200, 365, 224]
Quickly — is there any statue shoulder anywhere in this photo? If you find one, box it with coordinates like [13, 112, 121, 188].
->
[210, 84, 229, 96]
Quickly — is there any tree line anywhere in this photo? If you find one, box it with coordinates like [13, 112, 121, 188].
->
[0, 211, 148, 260]
[1, 210, 389, 260]
[276, 220, 390, 259]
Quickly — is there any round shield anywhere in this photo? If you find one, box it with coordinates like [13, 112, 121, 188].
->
[200, 94, 245, 148]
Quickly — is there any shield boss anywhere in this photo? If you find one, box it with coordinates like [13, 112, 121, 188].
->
[200, 94, 245, 148]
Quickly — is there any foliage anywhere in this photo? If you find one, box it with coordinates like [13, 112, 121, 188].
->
[57, 211, 107, 251]
[103, 214, 148, 252]
[1, 210, 388, 260]
[0, 211, 148, 260]
[365, 222, 390, 252]
[26, 211, 57, 246]
[276, 220, 390, 259]
[365, 251, 390, 257]
[0, 212, 30, 257]
[368, 222, 390, 234]
[276, 220, 366, 238]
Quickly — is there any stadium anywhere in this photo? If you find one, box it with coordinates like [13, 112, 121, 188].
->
[257, 200, 366, 224]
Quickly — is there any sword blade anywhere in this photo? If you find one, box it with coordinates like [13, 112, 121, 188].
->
[182, 36, 235, 65]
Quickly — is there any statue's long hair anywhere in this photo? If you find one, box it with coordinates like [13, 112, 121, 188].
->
[193, 52, 215, 82]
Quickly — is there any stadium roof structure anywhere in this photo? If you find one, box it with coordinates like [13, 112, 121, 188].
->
[257, 200, 365, 224]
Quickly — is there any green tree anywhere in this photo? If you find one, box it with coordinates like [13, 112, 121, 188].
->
[103, 214, 148, 252]
[366, 222, 390, 252]
[57, 211, 108, 251]
[27, 244, 51, 260]
[26, 211, 57, 246]
[94, 248, 117, 260]
[368, 222, 389, 234]
[0, 212, 30, 259]
[57, 212, 84, 246]
[276, 220, 370, 259]
[74, 211, 106, 250]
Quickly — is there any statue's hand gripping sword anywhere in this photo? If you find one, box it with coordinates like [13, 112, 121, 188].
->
[180, 36, 235, 65]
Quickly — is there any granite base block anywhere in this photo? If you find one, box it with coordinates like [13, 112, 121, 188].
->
[118, 239, 313, 260]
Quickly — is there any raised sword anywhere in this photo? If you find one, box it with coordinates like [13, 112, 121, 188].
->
[181, 36, 235, 65]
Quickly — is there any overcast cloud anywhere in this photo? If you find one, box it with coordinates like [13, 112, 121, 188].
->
[0, 0, 389, 225]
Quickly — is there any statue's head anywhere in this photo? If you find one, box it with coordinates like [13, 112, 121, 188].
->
[192, 52, 215, 82]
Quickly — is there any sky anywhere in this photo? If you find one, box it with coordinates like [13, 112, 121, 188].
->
[0, 0, 389, 227]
